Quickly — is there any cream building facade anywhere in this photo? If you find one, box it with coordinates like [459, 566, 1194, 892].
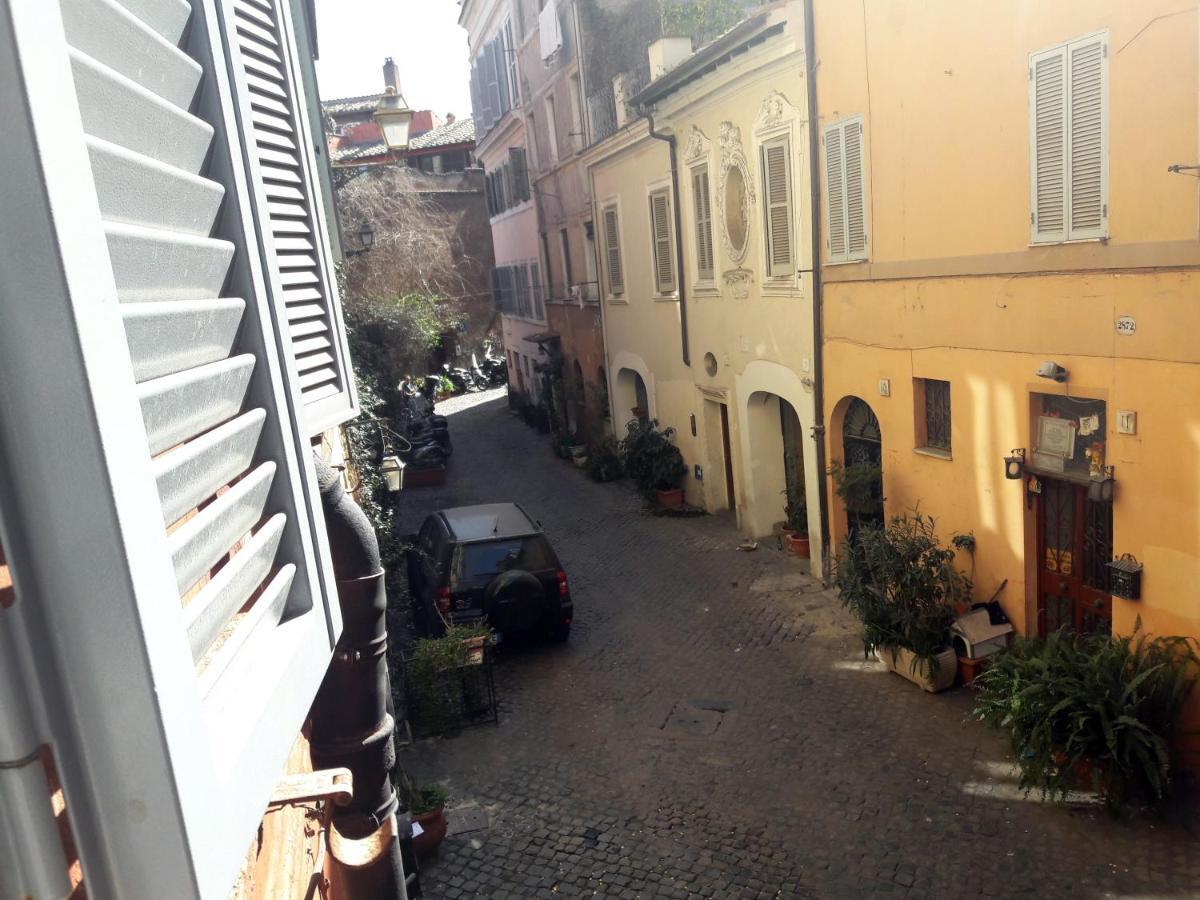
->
[586, 2, 826, 571]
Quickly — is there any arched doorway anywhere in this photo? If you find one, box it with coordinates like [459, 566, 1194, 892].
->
[744, 392, 805, 538]
[840, 397, 884, 533]
[615, 367, 649, 428]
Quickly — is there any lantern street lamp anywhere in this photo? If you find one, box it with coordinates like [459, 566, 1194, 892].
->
[1004, 448, 1026, 480]
[380, 455, 404, 493]
[375, 85, 414, 152]
[345, 221, 375, 257]
[1087, 464, 1116, 503]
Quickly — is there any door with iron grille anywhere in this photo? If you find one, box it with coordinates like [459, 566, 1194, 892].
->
[1035, 477, 1112, 636]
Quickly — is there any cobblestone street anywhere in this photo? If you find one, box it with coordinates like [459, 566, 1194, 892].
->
[395, 389, 1200, 899]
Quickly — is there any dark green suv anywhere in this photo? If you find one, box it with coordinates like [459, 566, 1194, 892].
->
[404, 503, 572, 642]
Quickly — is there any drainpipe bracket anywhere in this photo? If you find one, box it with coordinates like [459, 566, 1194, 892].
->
[267, 767, 354, 809]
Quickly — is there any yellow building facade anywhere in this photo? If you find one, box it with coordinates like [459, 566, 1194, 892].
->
[814, 0, 1200, 665]
[586, 3, 827, 571]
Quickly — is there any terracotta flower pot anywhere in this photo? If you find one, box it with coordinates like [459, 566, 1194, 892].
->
[631, 406, 649, 421]
[655, 487, 684, 509]
[411, 804, 447, 856]
[785, 532, 810, 558]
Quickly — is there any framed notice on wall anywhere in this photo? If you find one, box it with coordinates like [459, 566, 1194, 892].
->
[1037, 416, 1077, 459]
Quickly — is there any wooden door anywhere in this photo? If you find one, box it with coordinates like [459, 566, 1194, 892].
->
[1036, 478, 1113, 636]
[720, 404, 736, 510]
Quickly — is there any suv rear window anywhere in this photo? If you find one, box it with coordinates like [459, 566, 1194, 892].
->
[451, 536, 556, 588]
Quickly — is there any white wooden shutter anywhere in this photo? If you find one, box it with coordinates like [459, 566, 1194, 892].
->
[0, 1, 342, 897]
[824, 118, 867, 263]
[222, 0, 357, 433]
[650, 190, 675, 293]
[823, 122, 847, 259]
[1030, 44, 1067, 243]
[1067, 34, 1106, 239]
[762, 137, 794, 276]
[692, 166, 714, 280]
[603, 205, 624, 296]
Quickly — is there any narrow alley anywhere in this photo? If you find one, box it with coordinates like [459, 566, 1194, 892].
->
[398, 391, 1200, 899]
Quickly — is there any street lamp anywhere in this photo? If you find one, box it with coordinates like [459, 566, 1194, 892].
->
[375, 86, 414, 152]
[346, 221, 375, 257]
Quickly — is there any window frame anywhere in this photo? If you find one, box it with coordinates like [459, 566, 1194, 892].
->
[1028, 31, 1109, 245]
[759, 133, 795, 279]
[913, 377, 953, 458]
[600, 199, 625, 301]
[544, 94, 559, 163]
[822, 115, 869, 265]
[690, 162, 716, 287]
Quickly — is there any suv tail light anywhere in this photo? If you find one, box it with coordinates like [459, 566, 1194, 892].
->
[556, 570, 569, 599]
[437, 587, 451, 614]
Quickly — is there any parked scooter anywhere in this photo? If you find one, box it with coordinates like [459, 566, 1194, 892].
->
[477, 352, 508, 386]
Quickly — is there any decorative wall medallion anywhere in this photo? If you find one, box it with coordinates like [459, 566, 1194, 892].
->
[681, 126, 711, 165]
[718, 122, 754, 265]
[723, 268, 753, 300]
[753, 90, 800, 133]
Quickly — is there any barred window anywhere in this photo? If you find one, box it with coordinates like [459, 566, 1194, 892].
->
[916, 378, 952, 453]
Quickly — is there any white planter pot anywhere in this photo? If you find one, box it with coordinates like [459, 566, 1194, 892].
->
[877, 645, 957, 693]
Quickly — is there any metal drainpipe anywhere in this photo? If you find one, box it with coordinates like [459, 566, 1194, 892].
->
[309, 455, 407, 899]
[646, 112, 691, 367]
[803, 0, 831, 573]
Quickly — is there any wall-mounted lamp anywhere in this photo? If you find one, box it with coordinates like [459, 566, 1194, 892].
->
[1087, 465, 1115, 503]
[346, 221, 375, 257]
[1004, 448, 1026, 480]
[380, 455, 404, 492]
[1035, 361, 1070, 383]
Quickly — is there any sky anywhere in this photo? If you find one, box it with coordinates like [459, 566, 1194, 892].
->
[314, 0, 472, 117]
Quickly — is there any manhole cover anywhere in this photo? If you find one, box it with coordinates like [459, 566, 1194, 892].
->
[660, 700, 729, 737]
[446, 806, 489, 836]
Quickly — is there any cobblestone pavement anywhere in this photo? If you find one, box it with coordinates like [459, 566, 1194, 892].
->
[394, 388, 1200, 899]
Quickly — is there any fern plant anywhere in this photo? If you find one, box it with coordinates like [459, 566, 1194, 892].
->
[974, 622, 1200, 812]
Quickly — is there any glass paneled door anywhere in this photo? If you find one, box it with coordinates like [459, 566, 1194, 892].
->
[1036, 477, 1113, 636]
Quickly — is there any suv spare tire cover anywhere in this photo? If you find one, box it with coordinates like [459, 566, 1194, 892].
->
[484, 570, 545, 632]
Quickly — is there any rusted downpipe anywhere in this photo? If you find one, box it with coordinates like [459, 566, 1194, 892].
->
[646, 113, 691, 367]
[309, 455, 406, 899]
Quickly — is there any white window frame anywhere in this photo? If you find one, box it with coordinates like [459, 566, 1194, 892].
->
[544, 93, 559, 163]
[822, 115, 869, 264]
[568, 72, 585, 152]
[504, 17, 520, 108]
[1029, 31, 1109, 245]
[600, 198, 626, 302]
[647, 183, 677, 298]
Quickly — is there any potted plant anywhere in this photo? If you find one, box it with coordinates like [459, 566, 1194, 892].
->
[832, 511, 970, 692]
[781, 484, 809, 558]
[975, 622, 1200, 813]
[619, 418, 687, 508]
[830, 460, 884, 529]
[585, 438, 624, 482]
[395, 767, 448, 856]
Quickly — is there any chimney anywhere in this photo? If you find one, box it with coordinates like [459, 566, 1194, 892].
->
[445, 113, 456, 125]
[647, 37, 693, 80]
[382, 56, 400, 94]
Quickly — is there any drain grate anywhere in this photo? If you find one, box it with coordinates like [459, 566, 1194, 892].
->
[659, 699, 732, 738]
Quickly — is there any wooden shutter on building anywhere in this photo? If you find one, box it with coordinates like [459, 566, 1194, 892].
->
[649, 190, 675, 293]
[761, 138, 793, 276]
[692, 166, 714, 280]
[530, 261, 544, 318]
[1, 0, 342, 896]
[603, 206, 624, 296]
[1030, 33, 1107, 243]
[223, 0, 356, 433]
[510, 146, 529, 201]
[823, 117, 867, 263]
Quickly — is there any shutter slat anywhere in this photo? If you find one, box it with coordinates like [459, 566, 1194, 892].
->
[138, 355, 255, 455]
[298, 366, 338, 390]
[234, 15, 281, 53]
[276, 253, 319, 270]
[113, 0, 193, 44]
[246, 71, 288, 101]
[650, 191, 675, 292]
[122, 298, 246, 382]
[105, 223, 235, 303]
[232, 0, 275, 30]
[295, 351, 336, 374]
[1031, 47, 1067, 241]
[292, 334, 332, 356]
[289, 318, 328, 339]
[62, 0, 202, 109]
[70, 48, 214, 173]
[260, 163, 303, 185]
[153, 408, 268, 526]
[1068, 37, 1105, 237]
[286, 302, 326, 321]
[283, 285, 322, 303]
[167, 461, 276, 595]
[184, 513, 287, 663]
[88, 137, 226, 237]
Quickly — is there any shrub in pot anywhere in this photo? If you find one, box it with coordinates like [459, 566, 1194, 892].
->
[395, 767, 448, 856]
[585, 438, 624, 482]
[619, 418, 687, 507]
[832, 511, 971, 692]
[781, 484, 809, 558]
[974, 622, 1200, 813]
[830, 460, 884, 527]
